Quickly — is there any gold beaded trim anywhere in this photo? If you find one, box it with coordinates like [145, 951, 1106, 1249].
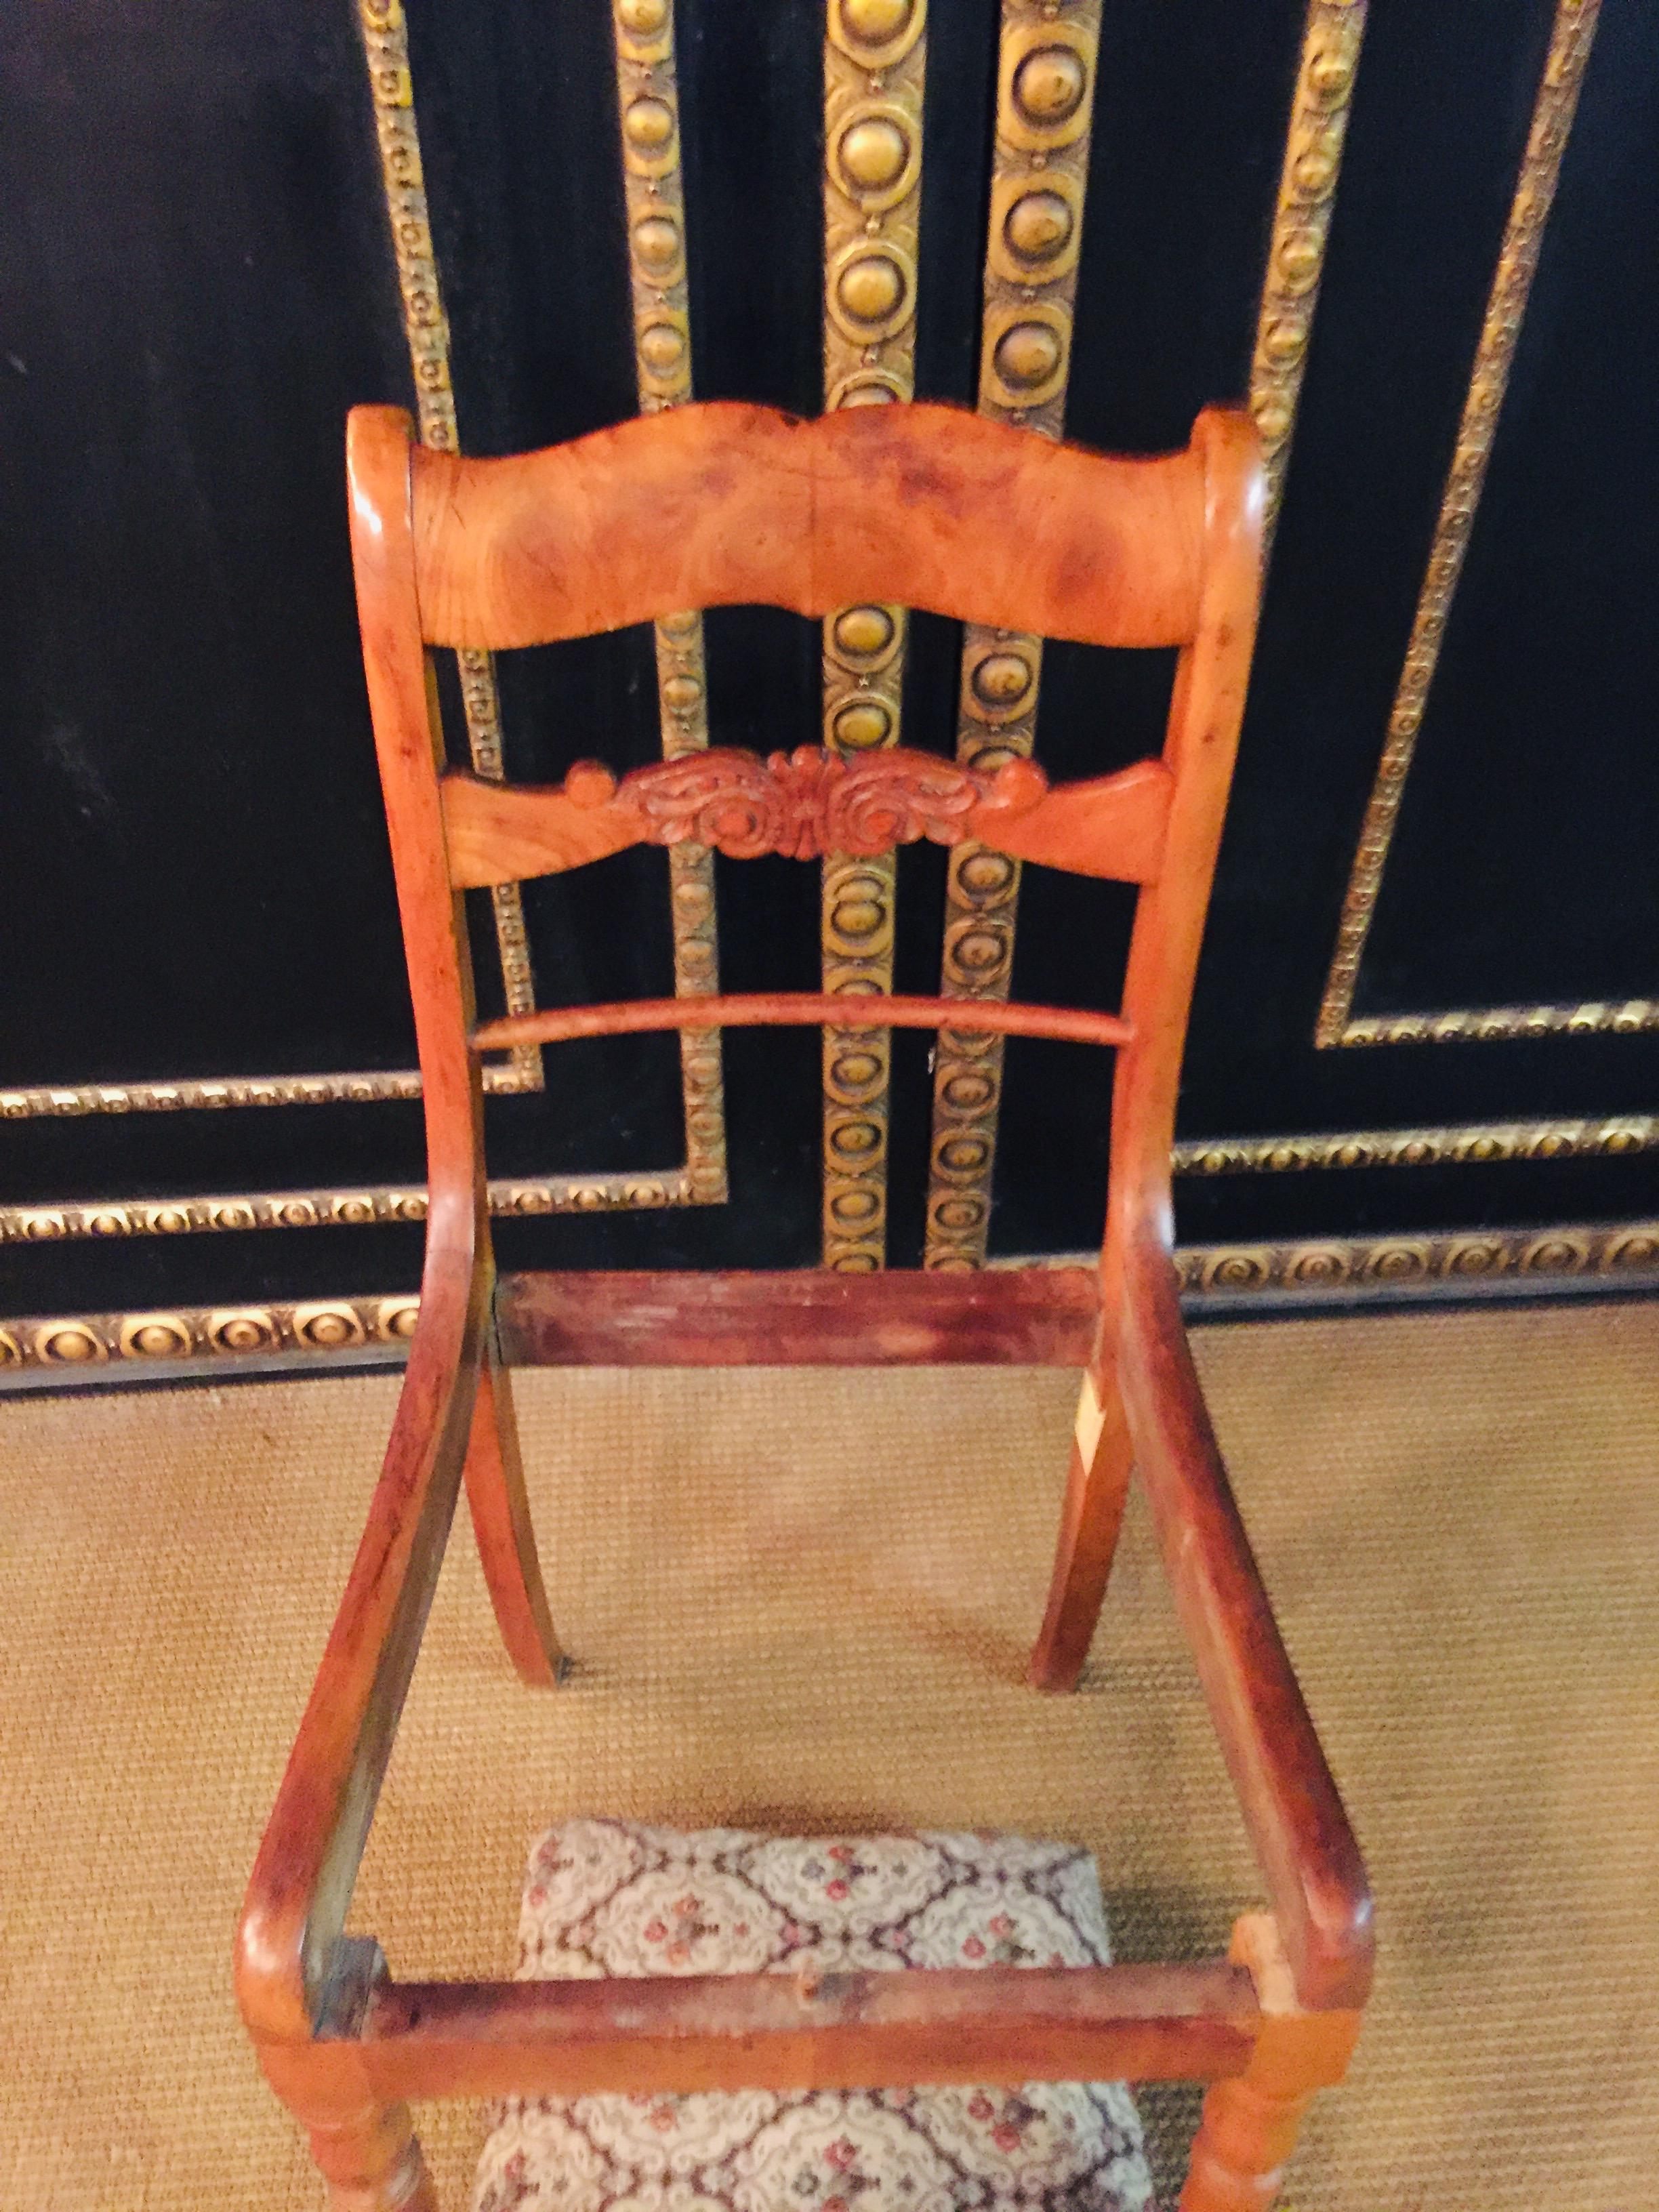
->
[0, 1172, 700, 1245]
[1315, 0, 1604, 1049]
[922, 0, 1100, 1272]
[1248, 0, 1368, 551]
[1179, 1217, 1659, 1298]
[9, 1105, 1647, 1243]
[7, 1215, 1655, 1380]
[359, 0, 541, 1092]
[1337, 999, 1658, 1050]
[819, 0, 928, 1270]
[1173, 1112, 1659, 1175]
[613, 0, 729, 1205]
[0, 1294, 422, 1376]
[0, 1071, 424, 1119]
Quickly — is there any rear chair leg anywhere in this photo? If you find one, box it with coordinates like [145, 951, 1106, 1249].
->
[464, 1349, 566, 1685]
[1028, 1354, 1134, 1692]
[1179, 1914, 1364, 2212]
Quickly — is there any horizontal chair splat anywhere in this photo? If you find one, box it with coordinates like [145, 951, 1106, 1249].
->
[411, 401, 1204, 652]
[441, 749, 1173, 890]
[495, 1267, 1102, 1367]
[356, 1961, 1261, 2102]
[473, 995, 1131, 1057]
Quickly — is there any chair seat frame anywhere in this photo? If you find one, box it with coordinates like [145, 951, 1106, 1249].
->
[237, 400, 1372, 2212]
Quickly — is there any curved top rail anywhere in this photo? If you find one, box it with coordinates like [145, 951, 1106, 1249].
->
[403, 401, 1206, 652]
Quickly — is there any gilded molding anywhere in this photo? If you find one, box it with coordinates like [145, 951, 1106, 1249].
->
[613, 0, 729, 1207]
[0, 1172, 701, 1245]
[7, 1215, 1656, 1379]
[1173, 1112, 1659, 1176]
[1339, 998, 1659, 1048]
[1315, 0, 1603, 1050]
[24, 1102, 1647, 1242]
[0, 1293, 422, 1378]
[0, 1070, 421, 1119]
[1248, 0, 1368, 548]
[0, 1057, 596, 1117]
[924, 0, 1101, 1273]
[1177, 1216, 1659, 1298]
[358, 0, 542, 1093]
[820, 0, 928, 1271]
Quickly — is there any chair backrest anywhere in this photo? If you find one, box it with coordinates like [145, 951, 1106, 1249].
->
[346, 398, 1263, 1269]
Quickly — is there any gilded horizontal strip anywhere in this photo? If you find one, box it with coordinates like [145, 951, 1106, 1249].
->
[1248, 0, 1368, 549]
[614, 0, 729, 1208]
[924, 0, 1100, 1272]
[9, 1215, 1657, 1378]
[0, 1294, 422, 1374]
[0, 1172, 700, 1244]
[359, 0, 541, 1092]
[0, 1055, 629, 1117]
[1340, 998, 1659, 1048]
[1315, 0, 1603, 1049]
[1173, 1113, 1659, 1175]
[819, 0, 928, 1270]
[1178, 1217, 1659, 1298]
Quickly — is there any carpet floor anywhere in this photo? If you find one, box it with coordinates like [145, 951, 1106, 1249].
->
[1, 1298, 1656, 2211]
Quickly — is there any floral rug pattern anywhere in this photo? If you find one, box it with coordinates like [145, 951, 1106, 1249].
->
[472, 1821, 1152, 2212]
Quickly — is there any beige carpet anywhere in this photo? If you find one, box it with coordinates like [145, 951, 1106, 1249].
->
[1, 1299, 1656, 2211]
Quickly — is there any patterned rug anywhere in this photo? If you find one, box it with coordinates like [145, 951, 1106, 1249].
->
[472, 1821, 1154, 2212]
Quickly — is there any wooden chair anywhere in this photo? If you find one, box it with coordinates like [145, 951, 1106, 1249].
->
[237, 398, 1372, 2211]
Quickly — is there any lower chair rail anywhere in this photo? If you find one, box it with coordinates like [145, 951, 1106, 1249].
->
[285, 1961, 1262, 2102]
[495, 1267, 1102, 1368]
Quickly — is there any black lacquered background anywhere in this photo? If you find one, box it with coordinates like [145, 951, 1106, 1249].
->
[0, 0, 1656, 1324]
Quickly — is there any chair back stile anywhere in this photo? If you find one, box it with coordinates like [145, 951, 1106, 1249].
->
[1107, 409, 1263, 1290]
[232, 411, 497, 2049]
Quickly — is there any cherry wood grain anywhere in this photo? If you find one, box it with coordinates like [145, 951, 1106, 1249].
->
[359, 1961, 1260, 2101]
[439, 750, 1173, 891]
[1031, 407, 1260, 1689]
[1122, 1248, 1375, 2014]
[1026, 411, 1374, 2015]
[1027, 1359, 1136, 1694]
[460, 1349, 563, 1688]
[237, 408, 540, 2051]
[472, 992, 1131, 1057]
[409, 401, 1204, 653]
[1179, 1917, 1364, 2212]
[985, 758, 1174, 881]
[242, 400, 1370, 2210]
[494, 1267, 1101, 1368]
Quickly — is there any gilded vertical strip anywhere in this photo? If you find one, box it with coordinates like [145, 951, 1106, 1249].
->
[1315, 0, 1601, 1048]
[1248, 0, 1368, 552]
[613, 0, 728, 1202]
[358, 0, 542, 1094]
[819, 0, 928, 1270]
[923, 0, 1099, 1271]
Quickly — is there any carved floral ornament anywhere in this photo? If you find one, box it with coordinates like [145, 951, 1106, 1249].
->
[441, 745, 1172, 893]
[471, 752, 1052, 872]
[554, 746, 1049, 865]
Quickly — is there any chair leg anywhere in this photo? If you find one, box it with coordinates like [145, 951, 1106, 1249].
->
[464, 1351, 566, 1686]
[1179, 1914, 1363, 2212]
[301, 2095, 436, 2212]
[1027, 1356, 1134, 1692]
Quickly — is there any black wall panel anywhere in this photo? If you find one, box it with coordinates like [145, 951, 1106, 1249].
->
[1, 0, 1656, 1340]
